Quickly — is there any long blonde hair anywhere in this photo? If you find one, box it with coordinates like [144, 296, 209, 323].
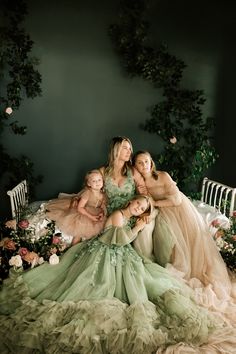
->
[104, 136, 133, 177]
[127, 194, 152, 218]
[132, 150, 158, 180]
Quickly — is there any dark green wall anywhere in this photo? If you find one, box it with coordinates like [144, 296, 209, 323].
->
[1, 0, 236, 218]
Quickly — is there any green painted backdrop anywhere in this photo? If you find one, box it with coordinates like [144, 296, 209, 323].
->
[1, 0, 236, 218]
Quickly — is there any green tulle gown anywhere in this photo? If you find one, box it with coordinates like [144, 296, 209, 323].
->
[0, 170, 232, 354]
[0, 222, 219, 354]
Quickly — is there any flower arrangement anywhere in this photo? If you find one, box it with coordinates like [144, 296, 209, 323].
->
[212, 211, 236, 272]
[0, 205, 69, 283]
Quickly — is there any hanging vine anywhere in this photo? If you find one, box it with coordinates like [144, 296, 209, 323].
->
[109, 0, 218, 197]
[0, 0, 42, 198]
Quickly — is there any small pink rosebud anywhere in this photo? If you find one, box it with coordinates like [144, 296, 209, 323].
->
[18, 247, 29, 257]
[18, 219, 29, 229]
[232, 210, 236, 217]
[5, 107, 13, 115]
[52, 235, 61, 244]
[211, 219, 220, 228]
[170, 136, 177, 144]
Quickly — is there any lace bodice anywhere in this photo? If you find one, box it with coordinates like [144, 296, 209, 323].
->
[104, 169, 136, 215]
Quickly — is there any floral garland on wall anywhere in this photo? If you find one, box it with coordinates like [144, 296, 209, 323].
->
[0, 0, 42, 199]
[109, 0, 218, 197]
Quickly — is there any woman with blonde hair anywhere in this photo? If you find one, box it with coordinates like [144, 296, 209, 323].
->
[99, 136, 148, 215]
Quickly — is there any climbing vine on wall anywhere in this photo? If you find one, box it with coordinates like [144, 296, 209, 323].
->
[109, 0, 218, 197]
[0, 0, 42, 198]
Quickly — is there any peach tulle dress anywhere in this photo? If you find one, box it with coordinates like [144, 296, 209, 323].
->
[46, 188, 106, 242]
[133, 172, 236, 325]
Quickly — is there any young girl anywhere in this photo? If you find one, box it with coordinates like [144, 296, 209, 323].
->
[1, 194, 228, 354]
[133, 150, 235, 304]
[46, 169, 107, 244]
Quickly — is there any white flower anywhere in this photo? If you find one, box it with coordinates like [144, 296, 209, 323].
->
[49, 254, 59, 265]
[170, 136, 177, 144]
[38, 257, 44, 265]
[5, 107, 13, 115]
[9, 255, 23, 268]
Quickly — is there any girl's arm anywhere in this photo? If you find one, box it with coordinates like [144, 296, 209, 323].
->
[132, 167, 148, 195]
[77, 191, 100, 221]
[105, 210, 123, 227]
[105, 211, 146, 234]
[154, 172, 182, 207]
[132, 218, 146, 234]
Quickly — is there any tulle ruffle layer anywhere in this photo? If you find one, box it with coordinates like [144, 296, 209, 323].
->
[0, 270, 223, 354]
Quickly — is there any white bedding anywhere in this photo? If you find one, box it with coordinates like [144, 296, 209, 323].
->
[192, 199, 230, 236]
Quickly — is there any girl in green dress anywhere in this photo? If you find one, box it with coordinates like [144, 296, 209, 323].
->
[0, 194, 229, 354]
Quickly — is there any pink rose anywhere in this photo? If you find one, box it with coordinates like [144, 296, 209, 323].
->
[52, 235, 61, 245]
[5, 107, 13, 115]
[18, 247, 29, 257]
[211, 219, 220, 228]
[232, 211, 236, 217]
[232, 235, 236, 241]
[18, 219, 29, 229]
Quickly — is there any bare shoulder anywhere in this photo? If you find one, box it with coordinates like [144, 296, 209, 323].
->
[79, 188, 90, 200]
[158, 170, 173, 181]
[110, 210, 124, 227]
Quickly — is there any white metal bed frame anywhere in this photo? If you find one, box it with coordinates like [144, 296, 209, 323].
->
[7, 177, 236, 220]
[7, 179, 28, 219]
[201, 177, 236, 217]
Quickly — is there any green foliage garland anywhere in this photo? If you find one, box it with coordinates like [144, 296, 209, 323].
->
[109, 0, 218, 197]
[0, 0, 42, 199]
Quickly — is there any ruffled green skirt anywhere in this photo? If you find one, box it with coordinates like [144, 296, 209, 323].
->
[0, 227, 219, 353]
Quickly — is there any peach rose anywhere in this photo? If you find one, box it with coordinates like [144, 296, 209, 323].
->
[22, 251, 39, 264]
[1, 237, 16, 251]
[5, 219, 17, 229]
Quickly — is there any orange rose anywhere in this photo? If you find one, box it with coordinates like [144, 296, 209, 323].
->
[22, 251, 39, 264]
[2, 238, 16, 251]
